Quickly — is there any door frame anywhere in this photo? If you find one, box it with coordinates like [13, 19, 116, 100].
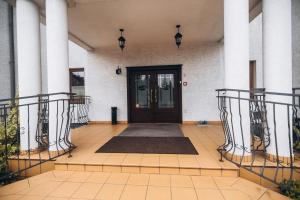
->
[126, 65, 182, 123]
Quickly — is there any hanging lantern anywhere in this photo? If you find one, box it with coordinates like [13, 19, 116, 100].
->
[174, 25, 182, 48]
[118, 29, 126, 51]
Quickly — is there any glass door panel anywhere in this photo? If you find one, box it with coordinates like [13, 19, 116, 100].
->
[135, 74, 151, 109]
[157, 74, 174, 108]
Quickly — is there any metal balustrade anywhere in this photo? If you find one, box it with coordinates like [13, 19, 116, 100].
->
[0, 93, 90, 184]
[216, 88, 300, 184]
[70, 95, 91, 128]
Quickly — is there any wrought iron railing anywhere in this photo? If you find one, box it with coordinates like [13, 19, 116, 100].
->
[216, 88, 300, 184]
[0, 93, 90, 184]
[70, 95, 91, 128]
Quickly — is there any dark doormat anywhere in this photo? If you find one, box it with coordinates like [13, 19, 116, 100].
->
[119, 123, 183, 137]
[95, 136, 198, 154]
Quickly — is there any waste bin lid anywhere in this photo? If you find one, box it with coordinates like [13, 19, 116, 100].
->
[111, 107, 117, 110]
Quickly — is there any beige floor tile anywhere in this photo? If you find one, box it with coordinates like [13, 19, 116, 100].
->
[68, 164, 85, 171]
[231, 178, 267, 199]
[141, 167, 160, 174]
[159, 156, 179, 167]
[141, 156, 159, 167]
[120, 185, 147, 200]
[25, 181, 62, 196]
[51, 170, 74, 181]
[86, 154, 111, 165]
[19, 195, 45, 200]
[103, 154, 127, 165]
[221, 189, 252, 200]
[178, 156, 200, 168]
[122, 154, 143, 166]
[28, 171, 56, 185]
[85, 164, 101, 172]
[50, 182, 81, 198]
[103, 165, 122, 172]
[171, 187, 198, 200]
[44, 197, 69, 200]
[127, 173, 149, 186]
[86, 172, 111, 183]
[106, 173, 129, 185]
[180, 168, 200, 175]
[259, 190, 289, 200]
[148, 174, 171, 187]
[95, 184, 125, 200]
[191, 176, 217, 189]
[171, 175, 194, 188]
[72, 182, 102, 199]
[201, 169, 222, 176]
[0, 195, 23, 200]
[0, 179, 29, 196]
[67, 171, 91, 182]
[122, 166, 140, 173]
[195, 188, 224, 200]
[146, 186, 171, 200]
[213, 177, 239, 189]
[222, 169, 239, 177]
[160, 167, 179, 175]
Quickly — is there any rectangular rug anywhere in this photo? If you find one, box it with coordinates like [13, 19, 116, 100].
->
[95, 136, 198, 154]
[118, 123, 183, 137]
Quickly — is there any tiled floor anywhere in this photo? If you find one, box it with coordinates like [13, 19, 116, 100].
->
[0, 170, 289, 200]
[53, 124, 238, 176]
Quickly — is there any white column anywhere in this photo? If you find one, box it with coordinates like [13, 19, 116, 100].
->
[224, 0, 251, 158]
[46, 0, 70, 151]
[263, 0, 293, 159]
[16, 0, 41, 151]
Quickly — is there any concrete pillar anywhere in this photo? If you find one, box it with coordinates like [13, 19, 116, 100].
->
[263, 0, 293, 161]
[16, 0, 41, 151]
[46, 0, 70, 152]
[224, 0, 251, 159]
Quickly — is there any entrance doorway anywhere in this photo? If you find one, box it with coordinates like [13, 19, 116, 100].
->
[127, 65, 182, 123]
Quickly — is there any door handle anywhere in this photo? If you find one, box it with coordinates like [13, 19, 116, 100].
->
[155, 88, 158, 103]
[150, 89, 153, 103]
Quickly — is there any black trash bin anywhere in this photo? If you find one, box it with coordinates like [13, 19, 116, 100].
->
[111, 107, 117, 125]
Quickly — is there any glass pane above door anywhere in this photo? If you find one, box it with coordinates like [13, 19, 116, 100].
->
[157, 74, 174, 108]
[135, 74, 150, 108]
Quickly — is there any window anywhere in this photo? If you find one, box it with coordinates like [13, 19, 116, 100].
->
[70, 68, 85, 104]
[70, 68, 85, 96]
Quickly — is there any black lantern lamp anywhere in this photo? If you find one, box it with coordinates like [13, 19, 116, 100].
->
[118, 29, 126, 51]
[116, 66, 122, 75]
[174, 25, 183, 48]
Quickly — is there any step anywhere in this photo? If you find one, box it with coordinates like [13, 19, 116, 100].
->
[54, 162, 239, 177]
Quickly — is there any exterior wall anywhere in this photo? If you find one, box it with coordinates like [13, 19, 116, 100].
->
[0, 1, 12, 99]
[40, 24, 87, 93]
[86, 43, 224, 122]
[249, 13, 263, 88]
[292, 0, 300, 87]
[250, 0, 300, 88]
[69, 41, 87, 68]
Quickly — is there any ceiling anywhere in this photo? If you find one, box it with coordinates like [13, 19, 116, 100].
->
[34, 0, 261, 50]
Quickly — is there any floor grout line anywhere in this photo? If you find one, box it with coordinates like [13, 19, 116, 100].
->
[92, 171, 112, 200]
[211, 176, 227, 200]
[118, 172, 131, 200]
[144, 173, 151, 200]
[189, 175, 199, 200]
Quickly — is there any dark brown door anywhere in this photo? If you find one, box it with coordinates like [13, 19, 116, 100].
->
[127, 66, 182, 123]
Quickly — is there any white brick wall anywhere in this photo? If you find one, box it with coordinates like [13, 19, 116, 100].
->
[86, 43, 224, 122]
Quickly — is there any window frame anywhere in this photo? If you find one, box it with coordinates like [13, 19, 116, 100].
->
[69, 68, 85, 104]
